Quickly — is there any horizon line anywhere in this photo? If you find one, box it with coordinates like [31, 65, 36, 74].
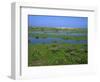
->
[28, 26, 87, 28]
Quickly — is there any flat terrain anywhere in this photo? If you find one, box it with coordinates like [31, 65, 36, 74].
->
[28, 27, 88, 66]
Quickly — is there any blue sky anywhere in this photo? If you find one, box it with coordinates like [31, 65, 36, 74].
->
[28, 15, 88, 28]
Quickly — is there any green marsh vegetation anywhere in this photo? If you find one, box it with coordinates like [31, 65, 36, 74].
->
[28, 27, 88, 66]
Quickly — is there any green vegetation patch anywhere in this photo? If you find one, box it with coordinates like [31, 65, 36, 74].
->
[28, 43, 88, 66]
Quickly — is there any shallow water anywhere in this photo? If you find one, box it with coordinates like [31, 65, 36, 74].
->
[29, 31, 87, 44]
[28, 37, 87, 44]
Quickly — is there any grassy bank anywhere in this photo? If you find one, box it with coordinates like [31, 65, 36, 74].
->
[28, 43, 88, 66]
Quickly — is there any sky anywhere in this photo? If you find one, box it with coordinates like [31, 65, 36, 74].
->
[28, 15, 88, 28]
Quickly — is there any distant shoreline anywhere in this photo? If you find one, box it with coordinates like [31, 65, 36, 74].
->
[28, 26, 87, 29]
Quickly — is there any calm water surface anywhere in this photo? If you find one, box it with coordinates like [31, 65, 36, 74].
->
[28, 37, 87, 44]
[28, 31, 87, 44]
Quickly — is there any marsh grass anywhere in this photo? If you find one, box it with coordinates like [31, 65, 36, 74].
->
[28, 43, 88, 66]
[28, 27, 87, 66]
